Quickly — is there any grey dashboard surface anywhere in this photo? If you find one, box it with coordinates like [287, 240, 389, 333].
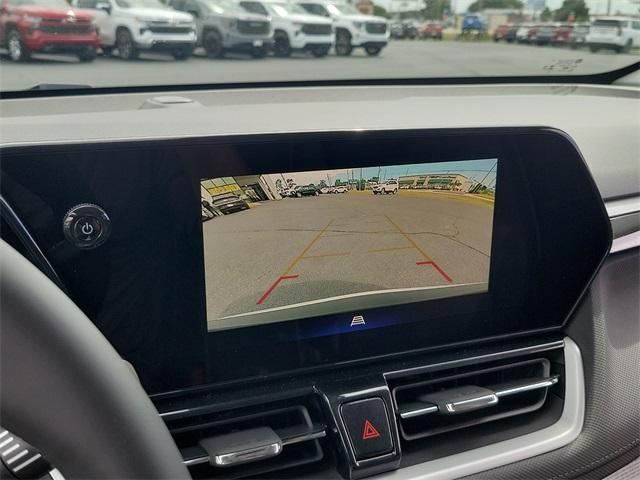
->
[466, 249, 640, 480]
[1, 82, 639, 479]
[1, 84, 639, 201]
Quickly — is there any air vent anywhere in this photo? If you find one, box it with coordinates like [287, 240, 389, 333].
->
[161, 396, 328, 479]
[392, 358, 560, 442]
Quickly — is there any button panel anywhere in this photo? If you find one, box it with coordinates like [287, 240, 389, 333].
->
[340, 398, 394, 461]
[62, 203, 111, 250]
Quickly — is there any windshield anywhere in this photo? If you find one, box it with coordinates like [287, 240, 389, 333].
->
[115, 0, 166, 8]
[240, 0, 268, 15]
[202, 0, 242, 13]
[326, 2, 360, 15]
[268, 2, 308, 16]
[0, 0, 638, 92]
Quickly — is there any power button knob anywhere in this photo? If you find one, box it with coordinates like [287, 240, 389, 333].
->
[62, 203, 111, 250]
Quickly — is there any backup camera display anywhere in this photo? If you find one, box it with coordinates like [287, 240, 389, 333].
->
[202, 159, 496, 332]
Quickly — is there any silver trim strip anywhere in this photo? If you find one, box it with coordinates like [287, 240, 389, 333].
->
[610, 230, 640, 254]
[2, 444, 20, 456]
[495, 376, 559, 398]
[182, 428, 327, 466]
[399, 405, 439, 419]
[159, 408, 190, 418]
[214, 442, 282, 467]
[13, 453, 42, 473]
[0, 437, 14, 449]
[183, 456, 210, 467]
[49, 468, 66, 480]
[281, 429, 327, 446]
[377, 337, 584, 480]
[6, 449, 28, 465]
[446, 394, 498, 413]
[399, 376, 559, 419]
[605, 196, 640, 219]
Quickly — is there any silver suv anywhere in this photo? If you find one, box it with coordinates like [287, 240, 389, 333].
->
[169, 0, 273, 57]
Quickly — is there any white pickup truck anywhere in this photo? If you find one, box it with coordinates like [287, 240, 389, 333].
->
[373, 179, 399, 194]
[297, 0, 388, 56]
[73, 0, 197, 60]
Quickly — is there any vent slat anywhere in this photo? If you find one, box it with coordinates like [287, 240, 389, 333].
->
[392, 358, 559, 441]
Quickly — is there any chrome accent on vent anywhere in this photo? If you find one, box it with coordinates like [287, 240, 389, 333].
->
[181, 422, 327, 466]
[377, 337, 584, 480]
[399, 375, 559, 420]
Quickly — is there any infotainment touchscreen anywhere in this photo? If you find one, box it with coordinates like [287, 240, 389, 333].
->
[201, 159, 496, 332]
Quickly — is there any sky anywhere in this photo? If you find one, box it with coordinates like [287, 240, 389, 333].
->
[268, 158, 498, 188]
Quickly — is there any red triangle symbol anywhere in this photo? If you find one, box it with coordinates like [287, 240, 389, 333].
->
[362, 419, 381, 440]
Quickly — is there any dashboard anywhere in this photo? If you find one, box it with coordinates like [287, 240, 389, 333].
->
[0, 83, 638, 480]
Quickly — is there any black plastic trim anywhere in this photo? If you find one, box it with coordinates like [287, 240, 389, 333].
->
[0, 62, 637, 100]
[0, 196, 67, 294]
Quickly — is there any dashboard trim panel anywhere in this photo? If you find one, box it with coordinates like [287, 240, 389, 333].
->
[377, 336, 584, 480]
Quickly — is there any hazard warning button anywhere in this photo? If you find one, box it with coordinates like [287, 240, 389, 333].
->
[340, 398, 393, 460]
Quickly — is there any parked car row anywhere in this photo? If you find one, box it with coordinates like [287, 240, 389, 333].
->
[279, 184, 350, 197]
[390, 20, 442, 40]
[494, 17, 640, 53]
[0, 0, 389, 61]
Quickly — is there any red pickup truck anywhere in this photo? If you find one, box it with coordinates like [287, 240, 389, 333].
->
[1, 0, 100, 62]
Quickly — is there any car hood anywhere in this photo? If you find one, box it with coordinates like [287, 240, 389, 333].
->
[287, 13, 332, 24]
[212, 11, 268, 22]
[11, 5, 95, 21]
[125, 7, 193, 22]
[339, 14, 386, 23]
[240, 12, 270, 21]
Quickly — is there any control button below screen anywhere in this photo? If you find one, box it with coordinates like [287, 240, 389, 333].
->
[340, 398, 393, 461]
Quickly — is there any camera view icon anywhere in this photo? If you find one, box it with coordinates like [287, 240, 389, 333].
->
[350, 315, 366, 327]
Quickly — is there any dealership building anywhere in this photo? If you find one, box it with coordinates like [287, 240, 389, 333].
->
[398, 173, 473, 192]
[201, 175, 281, 203]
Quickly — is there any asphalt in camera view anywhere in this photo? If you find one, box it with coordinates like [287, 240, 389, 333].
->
[202, 180, 494, 331]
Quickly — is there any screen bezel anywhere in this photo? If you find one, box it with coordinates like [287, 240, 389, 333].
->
[0, 127, 612, 395]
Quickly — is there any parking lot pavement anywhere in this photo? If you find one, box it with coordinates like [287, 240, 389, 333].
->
[203, 190, 494, 330]
[1, 40, 638, 91]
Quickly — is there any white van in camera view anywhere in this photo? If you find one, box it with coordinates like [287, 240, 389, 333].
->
[73, 0, 197, 59]
[296, 0, 388, 56]
[586, 17, 640, 53]
[238, 0, 333, 57]
[169, 0, 273, 58]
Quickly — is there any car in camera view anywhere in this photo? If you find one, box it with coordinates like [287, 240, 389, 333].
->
[211, 193, 250, 213]
[169, 0, 272, 57]
[238, 0, 333, 57]
[297, 0, 388, 56]
[1, 0, 100, 61]
[72, 0, 196, 59]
